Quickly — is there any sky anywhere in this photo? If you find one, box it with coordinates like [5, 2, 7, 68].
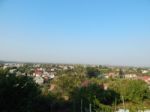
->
[0, 0, 150, 67]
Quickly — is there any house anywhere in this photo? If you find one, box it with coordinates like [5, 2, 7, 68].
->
[63, 66, 68, 70]
[34, 76, 44, 85]
[104, 75, 109, 79]
[3, 65, 8, 69]
[49, 73, 55, 79]
[142, 76, 150, 85]
[106, 72, 118, 78]
[51, 68, 55, 72]
[43, 71, 49, 76]
[16, 71, 22, 76]
[34, 68, 43, 77]
[125, 74, 137, 79]
[138, 76, 150, 85]
[9, 69, 17, 74]
[142, 70, 149, 74]
[68, 66, 74, 69]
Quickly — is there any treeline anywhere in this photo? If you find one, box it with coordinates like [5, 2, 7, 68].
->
[0, 68, 150, 112]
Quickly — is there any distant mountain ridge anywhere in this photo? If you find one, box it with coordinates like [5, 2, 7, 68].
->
[0, 60, 149, 68]
[0, 60, 17, 64]
[0, 60, 6, 63]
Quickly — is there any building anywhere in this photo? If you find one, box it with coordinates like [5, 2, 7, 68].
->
[125, 74, 137, 79]
[138, 76, 150, 85]
[34, 76, 44, 85]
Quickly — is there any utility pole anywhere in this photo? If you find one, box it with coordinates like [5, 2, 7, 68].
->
[51, 104, 52, 112]
[50, 103, 52, 112]
[89, 103, 92, 112]
[81, 99, 83, 112]
[122, 96, 125, 111]
[73, 101, 75, 112]
[115, 97, 117, 112]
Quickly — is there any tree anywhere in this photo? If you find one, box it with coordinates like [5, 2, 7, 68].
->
[137, 68, 142, 75]
[71, 83, 119, 112]
[0, 73, 41, 112]
[86, 67, 101, 78]
[0, 68, 9, 75]
[119, 69, 124, 78]
[51, 74, 82, 100]
[109, 79, 150, 103]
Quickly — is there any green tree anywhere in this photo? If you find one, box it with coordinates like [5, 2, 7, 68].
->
[51, 74, 82, 100]
[119, 69, 124, 78]
[86, 67, 101, 78]
[0, 73, 41, 112]
[0, 68, 9, 75]
[71, 83, 119, 112]
[109, 79, 150, 103]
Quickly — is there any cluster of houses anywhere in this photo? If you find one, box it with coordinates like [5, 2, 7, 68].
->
[104, 72, 150, 85]
[33, 65, 75, 85]
[0, 63, 75, 85]
[0, 63, 150, 85]
[33, 67, 55, 85]
[2, 63, 24, 69]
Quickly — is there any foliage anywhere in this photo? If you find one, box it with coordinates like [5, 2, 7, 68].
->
[0, 66, 150, 112]
[0, 68, 9, 75]
[109, 79, 150, 103]
[86, 67, 101, 78]
[51, 74, 83, 99]
[17, 64, 33, 74]
[71, 83, 119, 112]
[119, 69, 124, 78]
[0, 73, 41, 112]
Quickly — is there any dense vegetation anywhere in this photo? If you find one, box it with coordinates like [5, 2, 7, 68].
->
[0, 66, 150, 112]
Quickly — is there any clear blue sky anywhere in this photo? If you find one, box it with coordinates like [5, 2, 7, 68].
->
[0, 0, 150, 66]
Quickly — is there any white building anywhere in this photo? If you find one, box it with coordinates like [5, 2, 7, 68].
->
[9, 69, 16, 74]
[63, 66, 68, 70]
[34, 76, 44, 85]
[142, 70, 149, 74]
[125, 74, 137, 79]
[49, 73, 55, 79]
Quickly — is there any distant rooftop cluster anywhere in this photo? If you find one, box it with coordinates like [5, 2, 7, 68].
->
[0, 62, 150, 86]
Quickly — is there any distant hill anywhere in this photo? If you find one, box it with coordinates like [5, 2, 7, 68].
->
[0, 60, 18, 64]
[0, 60, 6, 64]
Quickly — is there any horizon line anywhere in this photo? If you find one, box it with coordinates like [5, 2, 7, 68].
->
[0, 59, 149, 68]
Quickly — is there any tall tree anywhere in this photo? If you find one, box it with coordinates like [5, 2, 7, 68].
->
[0, 73, 41, 112]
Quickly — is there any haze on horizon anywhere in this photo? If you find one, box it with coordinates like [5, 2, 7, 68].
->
[0, 0, 150, 67]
